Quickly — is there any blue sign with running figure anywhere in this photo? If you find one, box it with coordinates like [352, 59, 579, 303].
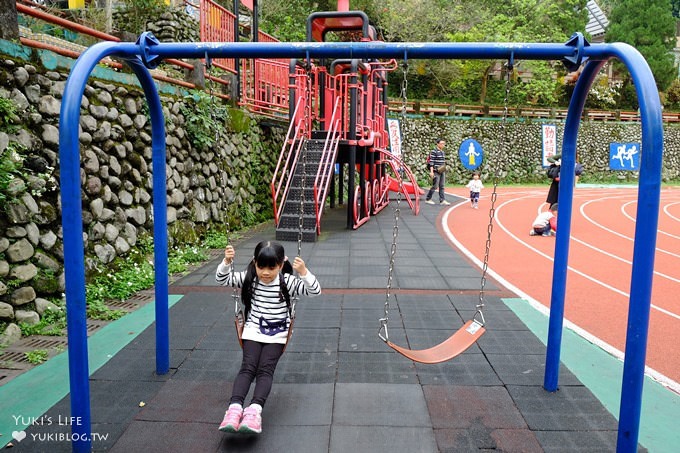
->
[458, 139, 483, 170]
[609, 142, 640, 171]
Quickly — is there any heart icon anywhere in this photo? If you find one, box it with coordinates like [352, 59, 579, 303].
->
[12, 430, 26, 442]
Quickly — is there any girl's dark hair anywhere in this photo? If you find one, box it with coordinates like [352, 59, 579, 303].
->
[241, 241, 293, 319]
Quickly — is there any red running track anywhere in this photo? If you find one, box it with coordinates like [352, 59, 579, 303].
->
[440, 185, 680, 393]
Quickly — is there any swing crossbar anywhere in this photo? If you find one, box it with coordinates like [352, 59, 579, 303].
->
[385, 320, 485, 364]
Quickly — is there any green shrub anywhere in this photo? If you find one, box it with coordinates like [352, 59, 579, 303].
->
[0, 142, 25, 208]
[0, 98, 19, 132]
[203, 229, 229, 249]
[179, 90, 230, 151]
[18, 308, 66, 337]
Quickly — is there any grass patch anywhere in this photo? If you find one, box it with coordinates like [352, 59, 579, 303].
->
[18, 308, 66, 337]
[83, 230, 229, 320]
[25, 349, 48, 365]
[168, 245, 209, 275]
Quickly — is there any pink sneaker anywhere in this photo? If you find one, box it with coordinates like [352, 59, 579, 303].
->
[238, 405, 262, 434]
[218, 404, 243, 432]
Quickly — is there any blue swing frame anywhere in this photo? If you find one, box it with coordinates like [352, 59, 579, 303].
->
[59, 32, 663, 452]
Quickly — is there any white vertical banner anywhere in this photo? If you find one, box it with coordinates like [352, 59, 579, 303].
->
[542, 124, 557, 166]
[387, 118, 402, 160]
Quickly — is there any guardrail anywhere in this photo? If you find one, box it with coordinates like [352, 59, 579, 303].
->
[271, 96, 307, 226]
[199, 0, 236, 73]
[16, 1, 231, 96]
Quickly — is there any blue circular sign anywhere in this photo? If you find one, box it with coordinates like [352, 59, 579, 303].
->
[459, 139, 483, 170]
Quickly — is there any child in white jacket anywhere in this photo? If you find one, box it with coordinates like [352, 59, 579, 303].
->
[530, 203, 558, 236]
[465, 173, 484, 208]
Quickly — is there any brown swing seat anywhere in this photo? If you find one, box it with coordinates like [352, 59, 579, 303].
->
[384, 319, 485, 364]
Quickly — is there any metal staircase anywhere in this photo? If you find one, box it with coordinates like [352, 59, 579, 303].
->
[275, 138, 336, 242]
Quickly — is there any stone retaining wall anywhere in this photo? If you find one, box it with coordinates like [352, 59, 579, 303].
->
[0, 49, 285, 343]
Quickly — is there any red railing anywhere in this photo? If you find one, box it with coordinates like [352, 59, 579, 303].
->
[313, 97, 343, 232]
[324, 71, 366, 141]
[365, 61, 394, 150]
[240, 58, 296, 118]
[199, 0, 236, 73]
[258, 30, 279, 43]
[271, 95, 308, 225]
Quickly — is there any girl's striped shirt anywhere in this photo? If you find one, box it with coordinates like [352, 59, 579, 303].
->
[216, 262, 321, 344]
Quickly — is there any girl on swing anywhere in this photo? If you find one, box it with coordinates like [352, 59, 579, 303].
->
[215, 240, 321, 434]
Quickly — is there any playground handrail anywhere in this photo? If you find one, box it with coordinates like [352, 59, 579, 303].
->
[240, 57, 295, 117]
[271, 95, 306, 225]
[199, 0, 237, 73]
[313, 97, 343, 232]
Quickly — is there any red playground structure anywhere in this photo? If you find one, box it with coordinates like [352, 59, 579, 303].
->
[269, 7, 420, 241]
[198, 0, 421, 240]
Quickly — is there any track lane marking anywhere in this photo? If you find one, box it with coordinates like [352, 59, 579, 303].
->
[441, 199, 680, 394]
[580, 198, 680, 259]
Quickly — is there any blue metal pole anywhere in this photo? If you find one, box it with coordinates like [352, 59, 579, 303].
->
[610, 44, 664, 453]
[544, 59, 605, 392]
[60, 40, 124, 453]
[126, 57, 169, 375]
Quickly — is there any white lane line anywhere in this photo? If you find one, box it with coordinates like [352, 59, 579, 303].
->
[665, 201, 680, 223]
[621, 200, 680, 241]
[441, 196, 680, 395]
[442, 195, 680, 319]
[580, 198, 680, 259]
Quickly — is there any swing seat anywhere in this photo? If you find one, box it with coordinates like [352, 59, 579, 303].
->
[385, 320, 485, 364]
[234, 310, 245, 348]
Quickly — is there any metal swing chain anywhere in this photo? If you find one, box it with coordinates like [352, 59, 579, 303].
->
[205, 53, 221, 143]
[379, 59, 409, 343]
[290, 62, 314, 319]
[297, 64, 313, 258]
[206, 53, 238, 314]
[476, 58, 513, 325]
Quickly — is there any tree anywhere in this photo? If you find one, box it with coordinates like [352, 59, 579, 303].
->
[441, 0, 589, 105]
[606, 0, 677, 101]
[672, 0, 680, 18]
[252, 0, 590, 104]
[259, 0, 337, 42]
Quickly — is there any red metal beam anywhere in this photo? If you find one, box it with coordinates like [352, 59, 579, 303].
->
[20, 37, 121, 68]
[17, 3, 121, 42]
[17, 2, 193, 71]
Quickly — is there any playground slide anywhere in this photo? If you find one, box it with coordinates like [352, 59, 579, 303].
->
[387, 176, 424, 195]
